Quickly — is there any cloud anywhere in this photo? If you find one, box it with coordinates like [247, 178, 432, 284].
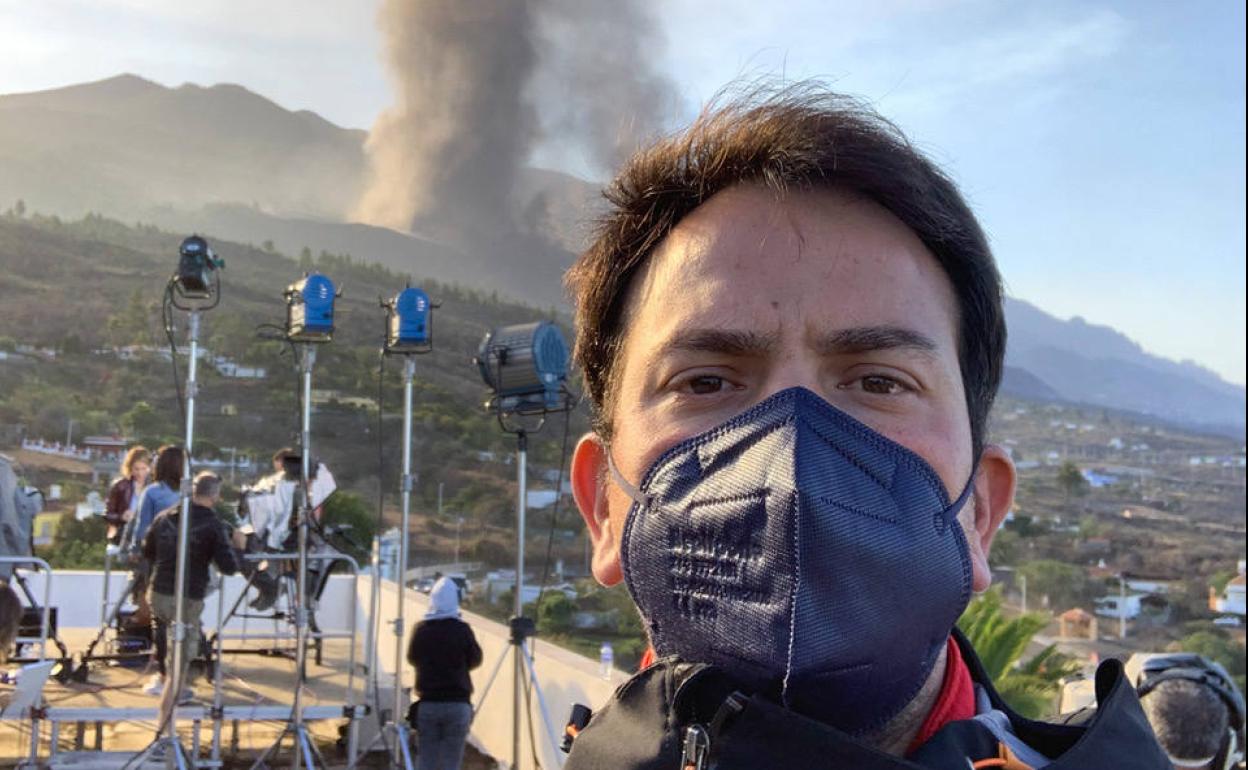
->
[879, 8, 1130, 115]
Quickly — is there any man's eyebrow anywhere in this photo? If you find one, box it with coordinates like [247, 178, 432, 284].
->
[655, 329, 780, 358]
[812, 326, 940, 356]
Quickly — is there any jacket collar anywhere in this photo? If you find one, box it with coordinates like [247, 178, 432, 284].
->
[566, 631, 1171, 770]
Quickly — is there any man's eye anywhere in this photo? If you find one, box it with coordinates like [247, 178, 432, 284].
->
[861, 375, 904, 395]
[686, 375, 727, 395]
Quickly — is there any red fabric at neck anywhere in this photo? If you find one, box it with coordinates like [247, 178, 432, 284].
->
[637, 635, 974, 755]
[907, 636, 976, 754]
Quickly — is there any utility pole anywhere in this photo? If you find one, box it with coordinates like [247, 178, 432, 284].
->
[437, 481, 444, 517]
[1020, 573, 1028, 614]
[1118, 574, 1127, 639]
[65, 418, 76, 448]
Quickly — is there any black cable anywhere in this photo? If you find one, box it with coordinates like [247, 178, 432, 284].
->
[532, 407, 574, 625]
[162, 281, 187, 428]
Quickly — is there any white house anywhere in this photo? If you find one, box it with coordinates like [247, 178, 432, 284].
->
[1094, 594, 1143, 620]
[1212, 567, 1246, 617]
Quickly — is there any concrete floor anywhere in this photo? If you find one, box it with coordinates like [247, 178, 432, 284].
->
[1, 628, 496, 769]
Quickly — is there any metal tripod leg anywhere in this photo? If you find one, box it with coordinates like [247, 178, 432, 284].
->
[248, 720, 327, 770]
[517, 643, 564, 764]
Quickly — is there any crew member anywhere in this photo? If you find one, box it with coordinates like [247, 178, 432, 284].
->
[407, 576, 482, 770]
[142, 471, 241, 720]
[118, 443, 183, 693]
[236, 448, 336, 610]
[561, 84, 1170, 768]
[104, 445, 149, 545]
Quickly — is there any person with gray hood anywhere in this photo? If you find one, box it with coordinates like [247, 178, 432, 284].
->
[407, 576, 482, 770]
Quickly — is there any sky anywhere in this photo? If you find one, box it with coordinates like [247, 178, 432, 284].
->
[1, 0, 1244, 385]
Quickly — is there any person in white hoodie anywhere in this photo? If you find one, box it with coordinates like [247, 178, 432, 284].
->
[406, 576, 482, 770]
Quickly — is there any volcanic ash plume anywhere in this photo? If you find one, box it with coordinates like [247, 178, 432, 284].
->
[354, 2, 539, 243]
[354, 0, 678, 248]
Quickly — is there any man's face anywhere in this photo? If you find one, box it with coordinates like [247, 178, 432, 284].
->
[572, 184, 1015, 591]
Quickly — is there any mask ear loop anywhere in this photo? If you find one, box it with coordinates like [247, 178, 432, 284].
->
[606, 450, 651, 507]
[938, 463, 979, 531]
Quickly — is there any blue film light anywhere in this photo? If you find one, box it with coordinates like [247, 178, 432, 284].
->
[284, 273, 336, 343]
[475, 321, 569, 413]
[385, 286, 432, 353]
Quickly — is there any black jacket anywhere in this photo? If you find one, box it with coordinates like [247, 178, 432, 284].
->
[142, 502, 239, 599]
[564, 630, 1170, 769]
[406, 618, 484, 703]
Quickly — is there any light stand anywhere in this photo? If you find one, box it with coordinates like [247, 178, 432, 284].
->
[250, 344, 325, 770]
[388, 357, 419, 769]
[126, 311, 200, 770]
[252, 273, 337, 770]
[471, 428, 566, 770]
[353, 287, 434, 770]
[471, 321, 573, 770]
[131, 236, 223, 769]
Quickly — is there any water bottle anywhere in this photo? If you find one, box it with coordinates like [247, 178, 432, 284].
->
[599, 641, 614, 680]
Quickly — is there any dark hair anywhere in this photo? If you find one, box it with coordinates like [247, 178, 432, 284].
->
[193, 471, 221, 500]
[1141, 679, 1230, 763]
[272, 447, 296, 465]
[566, 83, 1006, 458]
[153, 444, 184, 491]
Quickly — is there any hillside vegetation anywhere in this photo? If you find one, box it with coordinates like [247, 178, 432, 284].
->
[0, 210, 590, 567]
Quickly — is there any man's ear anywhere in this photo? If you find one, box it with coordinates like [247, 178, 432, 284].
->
[570, 433, 623, 586]
[967, 444, 1017, 593]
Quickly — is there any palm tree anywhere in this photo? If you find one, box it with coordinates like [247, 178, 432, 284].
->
[958, 587, 1082, 718]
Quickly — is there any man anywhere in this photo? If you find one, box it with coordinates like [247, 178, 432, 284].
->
[237, 448, 336, 610]
[1131, 653, 1245, 770]
[562, 85, 1169, 768]
[142, 471, 241, 721]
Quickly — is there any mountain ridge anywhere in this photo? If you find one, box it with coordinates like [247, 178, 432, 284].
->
[0, 74, 1241, 433]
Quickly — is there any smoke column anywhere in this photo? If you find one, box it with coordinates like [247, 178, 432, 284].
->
[355, 2, 539, 243]
[355, 0, 677, 249]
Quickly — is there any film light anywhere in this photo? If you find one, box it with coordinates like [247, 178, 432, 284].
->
[383, 286, 433, 354]
[284, 273, 337, 343]
[175, 235, 224, 299]
[475, 320, 570, 415]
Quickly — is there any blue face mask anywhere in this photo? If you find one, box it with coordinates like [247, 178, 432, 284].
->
[610, 387, 976, 736]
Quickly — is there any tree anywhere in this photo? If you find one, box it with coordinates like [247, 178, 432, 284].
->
[1018, 559, 1096, 612]
[535, 592, 577, 636]
[122, 400, 165, 440]
[959, 588, 1081, 718]
[40, 511, 107, 569]
[14, 199, 25, 218]
[1169, 630, 1247, 694]
[1057, 461, 1088, 501]
[320, 491, 376, 563]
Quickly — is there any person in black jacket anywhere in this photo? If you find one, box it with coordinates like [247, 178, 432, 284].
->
[560, 83, 1171, 768]
[142, 471, 241, 720]
[406, 576, 482, 770]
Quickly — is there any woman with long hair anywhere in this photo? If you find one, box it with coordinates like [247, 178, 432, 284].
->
[127, 444, 184, 696]
[104, 446, 150, 546]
